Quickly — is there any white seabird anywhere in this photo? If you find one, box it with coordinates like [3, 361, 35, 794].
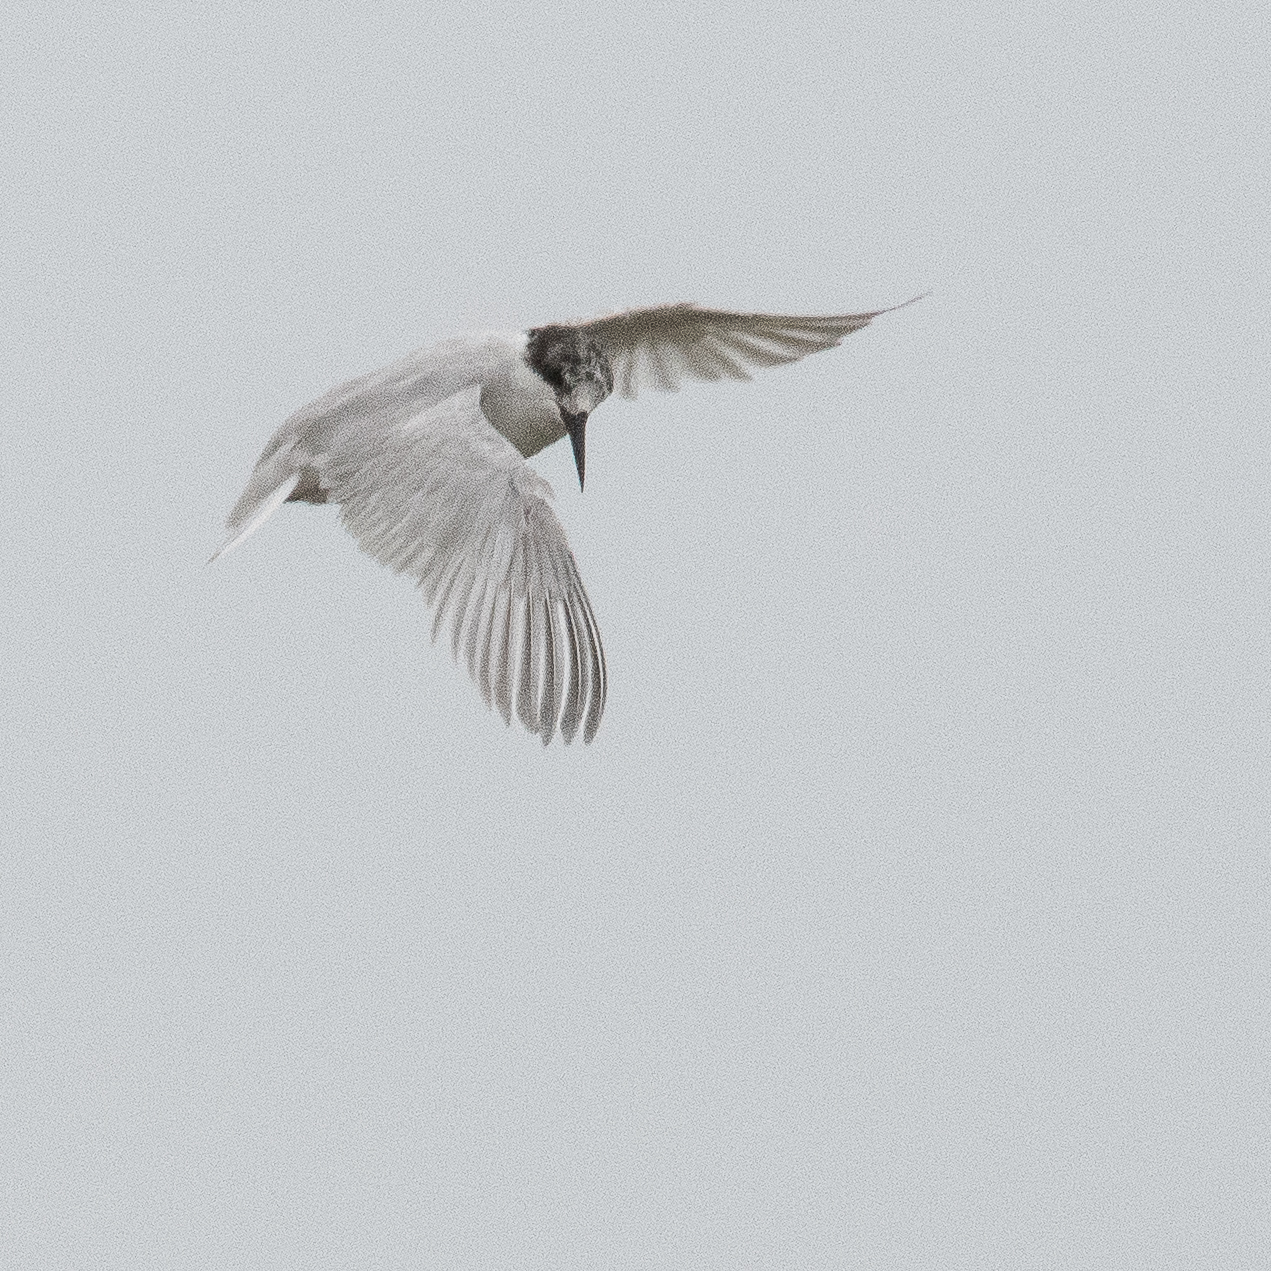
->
[213, 296, 922, 744]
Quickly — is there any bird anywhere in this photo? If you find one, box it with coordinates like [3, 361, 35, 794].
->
[213, 295, 923, 745]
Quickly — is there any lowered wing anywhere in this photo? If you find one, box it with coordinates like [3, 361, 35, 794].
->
[320, 387, 607, 744]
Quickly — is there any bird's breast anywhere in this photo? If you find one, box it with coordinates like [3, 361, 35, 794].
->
[480, 359, 565, 459]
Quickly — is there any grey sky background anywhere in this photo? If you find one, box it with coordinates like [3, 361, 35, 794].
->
[3, 1, 1267, 1267]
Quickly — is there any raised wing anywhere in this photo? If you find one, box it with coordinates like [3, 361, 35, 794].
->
[577, 295, 924, 399]
[320, 387, 606, 744]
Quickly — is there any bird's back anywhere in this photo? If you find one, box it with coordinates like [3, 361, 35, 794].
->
[223, 332, 530, 540]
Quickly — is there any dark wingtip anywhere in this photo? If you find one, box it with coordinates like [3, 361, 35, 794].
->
[879, 291, 930, 315]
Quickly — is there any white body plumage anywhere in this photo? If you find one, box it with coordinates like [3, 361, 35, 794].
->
[213, 295, 922, 743]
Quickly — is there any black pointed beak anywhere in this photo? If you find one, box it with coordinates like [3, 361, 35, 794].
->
[562, 410, 588, 491]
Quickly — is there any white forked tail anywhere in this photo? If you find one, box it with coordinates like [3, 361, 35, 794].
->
[208, 473, 301, 563]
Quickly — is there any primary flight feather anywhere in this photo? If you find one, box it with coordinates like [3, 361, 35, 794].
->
[213, 295, 922, 743]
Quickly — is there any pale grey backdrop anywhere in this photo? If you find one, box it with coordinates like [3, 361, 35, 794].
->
[2, 1, 1267, 1267]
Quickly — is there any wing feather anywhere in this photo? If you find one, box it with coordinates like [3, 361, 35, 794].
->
[448, 567, 479, 660]
[542, 596, 563, 744]
[577, 295, 924, 399]
[321, 387, 605, 743]
[431, 555, 466, 643]
[516, 592, 535, 736]
[493, 566, 516, 728]
[573, 567, 607, 745]
[558, 597, 585, 745]
[465, 575, 493, 701]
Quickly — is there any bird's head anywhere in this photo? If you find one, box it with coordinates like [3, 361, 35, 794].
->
[524, 325, 614, 490]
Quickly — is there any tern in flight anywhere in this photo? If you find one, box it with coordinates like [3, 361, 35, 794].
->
[213, 295, 922, 744]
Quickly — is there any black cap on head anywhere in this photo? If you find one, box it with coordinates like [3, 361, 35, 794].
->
[525, 326, 614, 491]
[524, 325, 614, 400]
